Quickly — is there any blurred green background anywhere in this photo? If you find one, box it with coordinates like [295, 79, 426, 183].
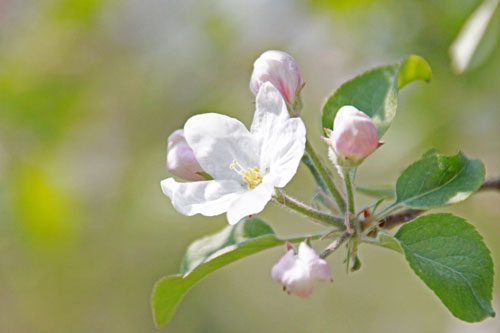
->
[0, 0, 499, 332]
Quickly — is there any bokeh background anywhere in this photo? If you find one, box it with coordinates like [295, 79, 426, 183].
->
[1, 0, 499, 332]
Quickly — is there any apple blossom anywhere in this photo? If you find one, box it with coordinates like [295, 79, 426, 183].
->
[324, 105, 379, 164]
[161, 82, 306, 225]
[271, 242, 332, 298]
[250, 50, 301, 105]
[166, 129, 204, 181]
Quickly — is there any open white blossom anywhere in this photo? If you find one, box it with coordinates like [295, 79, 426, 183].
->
[161, 82, 306, 224]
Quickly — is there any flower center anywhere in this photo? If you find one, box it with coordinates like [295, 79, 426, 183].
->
[229, 160, 263, 189]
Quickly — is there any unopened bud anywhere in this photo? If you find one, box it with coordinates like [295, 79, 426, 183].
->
[271, 242, 331, 298]
[325, 105, 379, 165]
[250, 50, 301, 105]
[166, 129, 204, 181]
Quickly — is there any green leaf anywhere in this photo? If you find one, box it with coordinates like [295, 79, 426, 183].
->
[395, 213, 494, 322]
[421, 148, 439, 159]
[360, 231, 403, 253]
[378, 232, 403, 253]
[394, 152, 484, 209]
[322, 55, 431, 138]
[152, 218, 323, 328]
[356, 184, 395, 199]
[397, 55, 433, 89]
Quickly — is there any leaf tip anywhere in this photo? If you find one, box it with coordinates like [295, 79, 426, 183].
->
[398, 55, 432, 89]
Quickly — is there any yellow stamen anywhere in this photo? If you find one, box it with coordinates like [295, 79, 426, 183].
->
[229, 159, 263, 189]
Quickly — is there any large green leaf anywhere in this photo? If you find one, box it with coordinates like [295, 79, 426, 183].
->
[322, 55, 431, 138]
[395, 214, 494, 322]
[393, 152, 484, 209]
[152, 218, 323, 328]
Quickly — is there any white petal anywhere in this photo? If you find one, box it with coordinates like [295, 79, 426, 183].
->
[161, 178, 243, 217]
[261, 117, 306, 188]
[226, 182, 274, 225]
[184, 113, 259, 181]
[250, 82, 306, 188]
[250, 82, 290, 137]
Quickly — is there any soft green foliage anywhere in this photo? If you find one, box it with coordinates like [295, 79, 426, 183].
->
[152, 218, 323, 328]
[394, 152, 484, 209]
[395, 214, 495, 322]
[322, 55, 431, 138]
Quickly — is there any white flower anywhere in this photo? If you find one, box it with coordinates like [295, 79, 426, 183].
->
[271, 242, 332, 298]
[161, 82, 306, 225]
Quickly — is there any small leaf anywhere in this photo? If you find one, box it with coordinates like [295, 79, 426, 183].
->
[361, 231, 403, 253]
[152, 218, 323, 328]
[322, 55, 431, 138]
[356, 184, 395, 199]
[394, 152, 484, 209]
[395, 213, 495, 322]
[398, 55, 433, 89]
[378, 232, 403, 253]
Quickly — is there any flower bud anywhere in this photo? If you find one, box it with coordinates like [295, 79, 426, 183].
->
[326, 105, 379, 164]
[271, 242, 331, 298]
[250, 50, 301, 105]
[166, 129, 204, 181]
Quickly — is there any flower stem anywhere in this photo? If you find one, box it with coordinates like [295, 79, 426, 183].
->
[304, 139, 346, 213]
[274, 190, 345, 229]
[343, 167, 356, 214]
[320, 230, 350, 259]
[302, 155, 329, 194]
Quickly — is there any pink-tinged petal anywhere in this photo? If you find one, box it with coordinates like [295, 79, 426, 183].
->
[297, 242, 321, 263]
[166, 129, 205, 181]
[330, 105, 379, 163]
[310, 260, 332, 281]
[297, 242, 331, 281]
[250, 50, 301, 104]
[271, 249, 296, 282]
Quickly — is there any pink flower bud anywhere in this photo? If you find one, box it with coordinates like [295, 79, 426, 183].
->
[271, 242, 331, 298]
[328, 105, 379, 163]
[250, 50, 301, 104]
[166, 129, 204, 181]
